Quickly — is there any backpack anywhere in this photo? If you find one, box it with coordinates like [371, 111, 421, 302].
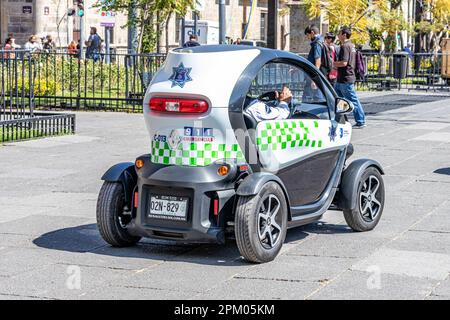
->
[319, 42, 333, 76]
[355, 50, 366, 80]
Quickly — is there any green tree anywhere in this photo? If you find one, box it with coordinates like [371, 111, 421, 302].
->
[414, 0, 450, 53]
[303, 0, 408, 51]
[95, 0, 196, 53]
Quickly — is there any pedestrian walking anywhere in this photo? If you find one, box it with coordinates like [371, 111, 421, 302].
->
[305, 25, 333, 78]
[304, 25, 323, 70]
[2, 37, 15, 60]
[76, 39, 81, 59]
[43, 35, 55, 52]
[24, 35, 42, 52]
[10, 37, 20, 49]
[303, 25, 329, 102]
[85, 27, 102, 62]
[68, 40, 78, 56]
[183, 34, 201, 48]
[333, 26, 366, 129]
[324, 32, 338, 86]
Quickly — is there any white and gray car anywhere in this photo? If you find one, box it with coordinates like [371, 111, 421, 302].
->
[97, 45, 385, 263]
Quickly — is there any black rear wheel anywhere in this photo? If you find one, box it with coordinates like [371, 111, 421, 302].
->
[96, 181, 141, 247]
[235, 182, 288, 263]
[344, 167, 385, 232]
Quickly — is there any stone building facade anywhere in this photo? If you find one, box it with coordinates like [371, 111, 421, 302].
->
[158, 0, 290, 50]
[161, 0, 324, 53]
[1, 0, 325, 53]
[0, 0, 128, 49]
[287, 1, 324, 54]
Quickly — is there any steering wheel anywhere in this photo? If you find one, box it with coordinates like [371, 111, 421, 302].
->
[257, 91, 278, 102]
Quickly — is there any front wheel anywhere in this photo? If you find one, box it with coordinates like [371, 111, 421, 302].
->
[96, 181, 141, 247]
[235, 182, 288, 263]
[344, 167, 385, 232]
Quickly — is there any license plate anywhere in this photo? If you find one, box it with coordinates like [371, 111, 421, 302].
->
[148, 195, 188, 221]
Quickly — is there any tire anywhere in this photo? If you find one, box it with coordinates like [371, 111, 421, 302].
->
[96, 181, 141, 247]
[344, 167, 385, 232]
[235, 182, 288, 263]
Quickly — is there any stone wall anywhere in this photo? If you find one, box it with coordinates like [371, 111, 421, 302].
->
[162, 0, 289, 50]
[288, 2, 321, 54]
[1, 0, 129, 49]
[0, 0, 35, 46]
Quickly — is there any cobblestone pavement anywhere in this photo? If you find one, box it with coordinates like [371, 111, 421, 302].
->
[1, 91, 450, 299]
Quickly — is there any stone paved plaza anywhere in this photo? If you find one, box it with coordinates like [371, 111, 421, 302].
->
[1, 91, 450, 299]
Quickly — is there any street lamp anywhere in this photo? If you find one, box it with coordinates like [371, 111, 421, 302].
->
[77, 0, 85, 17]
[77, 0, 85, 58]
[219, 0, 226, 44]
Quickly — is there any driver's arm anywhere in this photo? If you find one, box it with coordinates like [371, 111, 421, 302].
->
[274, 87, 292, 119]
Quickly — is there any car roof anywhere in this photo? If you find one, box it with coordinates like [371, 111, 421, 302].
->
[175, 44, 259, 53]
[173, 44, 311, 66]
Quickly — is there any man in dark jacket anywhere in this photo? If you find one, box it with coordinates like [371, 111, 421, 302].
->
[183, 35, 201, 48]
[86, 27, 102, 62]
[304, 25, 322, 70]
[304, 25, 324, 102]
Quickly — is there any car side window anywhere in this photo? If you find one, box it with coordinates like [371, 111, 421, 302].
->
[247, 62, 329, 120]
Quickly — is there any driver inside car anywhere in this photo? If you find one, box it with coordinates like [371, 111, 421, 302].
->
[244, 86, 293, 122]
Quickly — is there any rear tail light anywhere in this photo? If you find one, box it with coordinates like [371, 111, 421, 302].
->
[149, 97, 209, 113]
[213, 198, 219, 216]
[134, 191, 138, 208]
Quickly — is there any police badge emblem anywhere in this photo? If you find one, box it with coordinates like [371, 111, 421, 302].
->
[168, 63, 192, 88]
[328, 125, 337, 142]
[168, 129, 181, 150]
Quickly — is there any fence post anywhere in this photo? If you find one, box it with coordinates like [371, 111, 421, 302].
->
[28, 52, 34, 117]
[125, 55, 129, 101]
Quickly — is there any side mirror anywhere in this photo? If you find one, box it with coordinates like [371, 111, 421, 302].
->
[335, 98, 354, 115]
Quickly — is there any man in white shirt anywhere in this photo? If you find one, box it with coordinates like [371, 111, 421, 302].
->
[24, 35, 42, 52]
[244, 86, 292, 122]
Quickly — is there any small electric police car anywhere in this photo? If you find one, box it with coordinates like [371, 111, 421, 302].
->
[97, 45, 385, 263]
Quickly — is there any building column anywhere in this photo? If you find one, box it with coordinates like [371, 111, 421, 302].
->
[34, 0, 48, 36]
[267, 0, 278, 49]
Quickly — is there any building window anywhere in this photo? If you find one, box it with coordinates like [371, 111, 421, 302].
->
[110, 28, 115, 44]
[260, 12, 267, 41]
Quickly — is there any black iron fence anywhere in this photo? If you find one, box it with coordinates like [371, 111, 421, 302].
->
[1, 112, 76, 143]
[30, 52, 165, 112]
[1, 50, 449, 122]
[1, 50, 76, 143]
[356, 52, 450, 91]
[298, 51, 450, 92]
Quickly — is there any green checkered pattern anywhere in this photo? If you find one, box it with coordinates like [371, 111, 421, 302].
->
[151, 141, 245, 166]
[256, 120, 323, 151]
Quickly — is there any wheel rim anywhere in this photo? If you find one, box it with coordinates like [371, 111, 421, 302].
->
[258, 194, 283, 249]
[359, 175, 382, 222]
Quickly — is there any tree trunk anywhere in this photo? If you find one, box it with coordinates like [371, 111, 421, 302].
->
[165, 13, 172, 53]
[156, 11, 161, 54]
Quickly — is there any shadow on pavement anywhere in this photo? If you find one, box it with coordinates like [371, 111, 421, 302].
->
[434, 167, 450, 175]
[32, 221, 350, 265]
[294, 221, 354, 236]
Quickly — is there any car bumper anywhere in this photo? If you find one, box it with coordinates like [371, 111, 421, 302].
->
[127, 157, 239, 244]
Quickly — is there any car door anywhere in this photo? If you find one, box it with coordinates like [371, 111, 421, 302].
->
[250, 62, 351, 207]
